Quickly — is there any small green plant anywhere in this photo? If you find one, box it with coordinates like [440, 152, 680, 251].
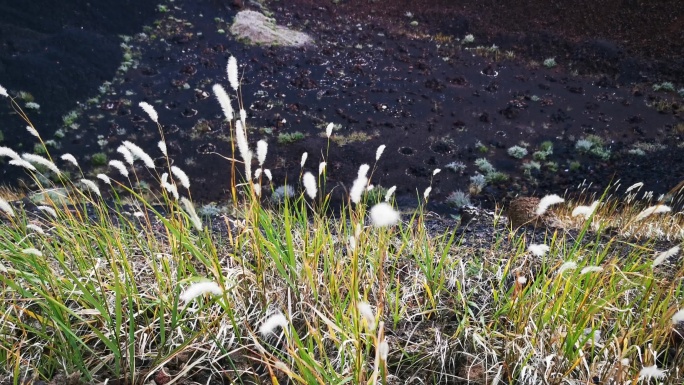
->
[462, 34, 474, 44]
[533, 141, 553, 160]
[569, 160, 582, 171]
[446, 190, 471, 208]
[575, 136, 611, 160]
[445, 161, 466, 173]
[652, 82, 675, 92]
[91, 152, 108, 166]
[543, 57, 557, 68]
[475, 140, 488, 153]
[507, 145, 528, 159]
[278, 131, 306, 144]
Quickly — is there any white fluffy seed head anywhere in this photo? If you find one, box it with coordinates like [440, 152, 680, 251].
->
[179, 281, 223, 303]
[0, 147, 21, 161]
[60, 154, 79, 167]
[528, 244, 550, 257]
[108, 160, 129, 177]
[376, 144, 386, 161]
[227, 56, 239, 91]
[123, 141, 155, 169]
[423, 186, 432, 201]
[385, 186, 396, 202]
[117, 145, 135, 165]
[9, 159, 37, 171]
[26, 224, 44, 235]
[379, 339, 389, 361]
[653, 246, 680, 268]
[357, 302, 376, 331]
[171, 166, 190, 189]
[319, 162, 326, 176]
[259, 312, 289, 337]
[625, 182, 643, 193]
[433, 168, 441, 176]
[22, 248, 42, 257]
[181, 197, 203, 231]
[300, 152, 308, 168]
[256, 140, 268, 166]
[558, 261, 578, 274]
[26, 126, 40, 138]
[350, 176, 368, 204]
[97, 174, 111, 185]
[139, 101, 158, 123]
[264, 169, 272, 181]
[634, 205, 671, 222]
[572, 201, 600, 218]
[580, 266, 604, 275]
[162, 179, 179, 201]
[0, 198, 15, 217]
[672, 309, 684, 324]
[0, 84, 7, 97]
[369, 202, 400, 227]
[252, 182, 261, 196]
[240, 109, 246, 124]
[80, 179, 101, 197]
[326, 122, 334, 138]
[348, 236, 356, 251]
[254, 168, 262, 179]
[37, 205, 57, 218]
[535, 194, 564, 216]
[212, 84, 234, 120]
[158, 141, 167, 157]
[303, 172, 317, 199]
[22, 154, 61, 175]
[638, 365, 666, 380]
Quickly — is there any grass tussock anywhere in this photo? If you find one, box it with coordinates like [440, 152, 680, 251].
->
[1, 63, 684, 385]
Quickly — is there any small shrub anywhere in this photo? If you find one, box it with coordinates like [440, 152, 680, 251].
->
[278, 131, 305, 144]
[486, 171, 508, 183]
[474, 158, 495, 174]
[569, 161, 581, 171]
[462, 34, 474, 44]
[652, 82, 675, 92]
[469, 173, 486, 194]
[91, 152, 108, 166]
[507, 145, 528, 159]
[446, 190, 471, 208]
[445, 161, 466, 173]
[543, 58, 557, 68]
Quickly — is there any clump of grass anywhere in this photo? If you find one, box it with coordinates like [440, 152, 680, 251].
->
[543, 57, 557, 68]
[277, 131, 305, 144]
[576, 135, 611, 160]
[1, 58, 684, 385]
[507, 145, 528, 159]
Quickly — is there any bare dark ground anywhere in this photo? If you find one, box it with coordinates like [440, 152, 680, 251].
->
[1, 0, 683, 214]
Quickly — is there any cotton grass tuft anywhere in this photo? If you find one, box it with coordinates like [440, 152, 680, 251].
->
[0, 147, 21, 161]
[97, 174, 111, 185]
[369, 202, 400, 227]
[181, 197, 203, 231]
[179, 281, 223, 303]
[227, 56, 239, 91]
[158, 141, 167, 157]
[139, 101, 158, 123]
[300, 152, 308, 168]
[256, 140, 268, 166]
[22, 248, 43, 257]
[302, 172, 317, 199]
[326, 122, 334, 138]
[171, 166, 190, 189]
[318, 162, 326, 176]
[357, 302, 376, 331]
[122, 141, 155, 169]
[212, 84, 234, 120]
[9, 159, 37, 171]
[572, 201, 600, 218]
[423, 186, 432, 201]
[528, 244, 550, 257]
[26, 125, 40, 138]
[0, 84, 7, 97]
[0, 198, 15, 217]
[22, 154, 61, 175]
[535, 194, 564, 216]
[259, 313, 289, 337]
[558, 261, 578, 274]
[80, 179, 101, 197]
[117, 145, 135, 165]
[639, 365, 666, 380]
[37, 205, 57, 218]
[350, 164, 370, 204]
[108, 160, 129, 178]
[653, 246, 679, 267]
[376, 144, 386, 161]
[672, 309, 684, 324]
[580, 266, 604, 275]
[384, 186, 396, 202]
[60, 154, 79, 168]
[634, 205, 671, 222]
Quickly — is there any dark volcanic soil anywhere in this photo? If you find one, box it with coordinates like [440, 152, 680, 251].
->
[0, 0, 683, 213]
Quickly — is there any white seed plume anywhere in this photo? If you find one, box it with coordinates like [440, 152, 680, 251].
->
[264, 169, 272, 181]
[634, 205, 671, 222]
[162, 175, 179, 200]
[22, 248, 43, 257]
[97, 174, 111, 185]
[0, 198, 15, 217]
[259, 312, 289, 337]
[80, 179, 101, 197]
[179, 281, 223, 303]
[254, 168, 262, 179]
[26, 125, 40, 138]
[181, 197, 203, 231]
[385, 186, 396, 202]
[139, 101, 158, 123]
[673, 309, 684, 324]
[326, 122, 334, 138]
[256, 140, 268, 166]
[379, 339, 389, 361]
[558, 261, 578, 274]
[212, 84, 234, 120]
[108, 160, 129, 177]
[366, 184, 374, 192]
[625, 181, 643, 193]
[227, 56, 239, 91]
[171, 166, 190, 189]
[348, 236, 356, 251]
[117, 145, 135, 165]
[300, 152, 308, 168]
[639, 365, 666, 380]
[369, 202, 400, 227]
[350, 176, 368, 204]
[580, 266, 604, 275]
[423, 186, 432, 201]
[9, 159, 37, 171]
[240, 108, 247, 124]
[0, 84, 7, 97]
[376, 144, 386, 161]
[158, 141, 167, 157]
[528, 244, 550, 257]
[433, 168, 441, 176]
[535, 194, 564, 216]
[303, 172, 317, 199]
[252, 182, 261, 196]
[517, 276, 528, 285]
[37, 205, 57, 218]
[60, 153, 79, 167]
[26, 224, 45, 235]
[0, 147, 21, 161]
[653, 246, 680, 268]
[319, 162, 326, 176]
[572, 201, 600, 218]
[235, 121, 252, 180]
[22, 154, 61, 175]
[357, 301, 376, 331]
[123, 141, 155, 169]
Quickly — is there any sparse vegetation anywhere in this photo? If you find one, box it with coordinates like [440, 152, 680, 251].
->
[507, 145, 528, 159]
[277, 131, 306, 144]
[544, 57, 557, 68]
